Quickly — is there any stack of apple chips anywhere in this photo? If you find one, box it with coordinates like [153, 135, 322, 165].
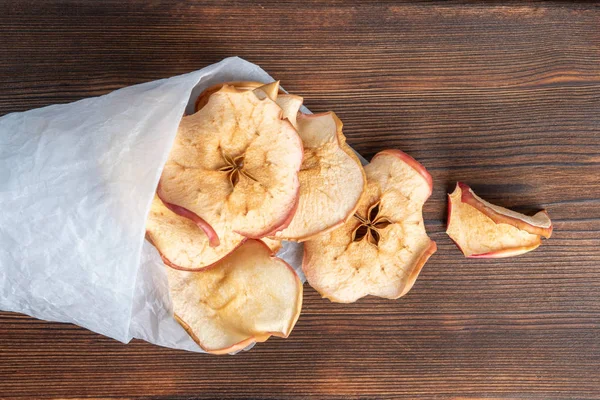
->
[146, 81, 551, 354]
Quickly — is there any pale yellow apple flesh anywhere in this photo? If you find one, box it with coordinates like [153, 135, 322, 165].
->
[158, 85, 303, 240]
[302, 150, 436, 303]
[261, 237, 282, 253]
[275, 94, 303, 128]
[195, 81, 283, 111]
[446, 183, 551, 258]
[146, 195, 244, 271]
[167, 239, 303, 355]
[273, 112, 366, 242]
[156, 192, 220, 247]
[459, 182, 552, 238]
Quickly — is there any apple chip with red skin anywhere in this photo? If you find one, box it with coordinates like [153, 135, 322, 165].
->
[167, 239, 303, 355]
[302, 149, 437, 303]
[273, 112, 366, 242]
[446, 182, 552, 258]
[158, 85, 303, 252]
[146, 195, 280, 271]
[200, 86, 365, 242]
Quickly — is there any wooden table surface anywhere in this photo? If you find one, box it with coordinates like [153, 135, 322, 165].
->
[1, 1, 599, 399]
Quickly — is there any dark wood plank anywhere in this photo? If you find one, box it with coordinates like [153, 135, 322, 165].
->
[1, 1, 599, 399]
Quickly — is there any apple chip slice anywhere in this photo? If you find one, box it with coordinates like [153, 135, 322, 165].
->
[273, 112, 366, 242]
[195, 81, 283, 111]
[167, 239, 303, 355]
[159, 85, 303, 242]
[446, 183, 552, 258]
[302, 149, 437, 303]
[146, 195, 244, 271]
[196, 81, 302, 127]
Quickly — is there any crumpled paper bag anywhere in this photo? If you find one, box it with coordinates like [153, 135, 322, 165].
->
[0, 57, 308, 353]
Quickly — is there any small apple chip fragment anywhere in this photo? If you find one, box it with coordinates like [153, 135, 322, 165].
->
[446, 182, 552, 258]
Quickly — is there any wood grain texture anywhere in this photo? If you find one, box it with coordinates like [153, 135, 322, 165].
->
[1, 1, 599, 399]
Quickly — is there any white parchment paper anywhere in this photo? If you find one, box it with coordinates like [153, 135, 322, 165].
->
[0, 57, 308, 352]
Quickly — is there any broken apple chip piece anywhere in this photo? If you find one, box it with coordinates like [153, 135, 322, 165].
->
[446, 183, 552, 258]
[252, 81, 280, 101]
[167, 239, 303, 355]
[302, 149, 437, 303]
[158, 85, 303, 241]
[146, 195, 244, 271]
[273, 112, 366, 242]
[275, 94, 303, 128]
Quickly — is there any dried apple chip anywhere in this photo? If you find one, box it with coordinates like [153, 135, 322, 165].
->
[446, 183, 552, 257]
[273, 112, 366, 242]
[167, 239, 303, 355]
[302, 149, 437, 303]
[146, 195, 244, 271]
[158, 85, 303, 242]
[195, 81, 283, 111]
